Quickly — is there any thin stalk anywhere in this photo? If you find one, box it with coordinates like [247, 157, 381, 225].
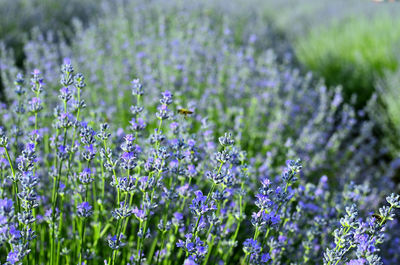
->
[79, 219, 86, 264]
[202, 235, 215, 265]
[155, 231, 167, 265]
[3, 147, 20, 212]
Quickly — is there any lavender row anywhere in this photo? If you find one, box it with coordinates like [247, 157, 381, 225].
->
[0, 63, 398, 264]
[0, 1, 398, 264]
[0, 0, 390, 187]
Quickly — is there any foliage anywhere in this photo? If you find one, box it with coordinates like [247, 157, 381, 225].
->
[295, 14, 400, 107]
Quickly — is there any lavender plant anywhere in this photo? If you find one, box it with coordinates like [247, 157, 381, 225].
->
[0, 61, 398, 264]
[0, 1, 399, 264]
[0, 0, 388, 188]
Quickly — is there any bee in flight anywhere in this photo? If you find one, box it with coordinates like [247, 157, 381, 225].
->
[177, 108, 194, 117]
[372, 213, 385, 224]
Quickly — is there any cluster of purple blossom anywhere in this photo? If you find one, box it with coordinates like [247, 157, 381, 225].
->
[0, 1, 399, 264]
[0, 0, 390, 189]
[0, 61, 399, 264]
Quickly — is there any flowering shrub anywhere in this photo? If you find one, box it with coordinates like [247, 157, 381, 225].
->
[0, 1, 399, 264]
[0, 0, 388, 186]
[0, 62, 399, 264]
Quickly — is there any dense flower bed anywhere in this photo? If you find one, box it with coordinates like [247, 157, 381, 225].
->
[0, 1, 388, 184]
[0, 63, 398, 264]
[0, 1, 399, 265]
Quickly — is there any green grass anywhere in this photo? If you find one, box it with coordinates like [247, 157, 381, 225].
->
[295, 14, 400, 107]
[371, 67, 400, 156]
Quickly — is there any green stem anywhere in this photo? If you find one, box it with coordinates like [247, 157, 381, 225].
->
[56, 195, 65, 265]
[103, 140, 121, 204]
[79, 218, 86, 264]
[156, 231, 166, 265]
[136, 220, 143, 263]
[203, 235, 215, 265]
[3, 147, 20, 212]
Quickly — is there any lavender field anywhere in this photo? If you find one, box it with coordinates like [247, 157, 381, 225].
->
[0, 0, 399, 264]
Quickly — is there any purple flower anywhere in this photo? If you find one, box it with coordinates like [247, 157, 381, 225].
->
[63, 57, 71, 65]
[170, 159, 179, 169]
[79, 168, 94, 184]
[189, 190, 216, 216]
[108, 234, 126, 250]
[110, 235, 117, 243]
[159, 104, 168, 111]
[125, 134, 135, 143]
[348, 258, 366, 265]
[77, 202, 93, 218]
[177, 234, 207, 260]
[183, 257, 197, 265]
[278, 235, 287, 243]
[9, 225, 21, 239]
[130, 117, 146, 131]
[170, 122, 179, 133]
[7, 251, 19, 264]
[45, 207, 59, 221]
[173, 212, 184, 225]
[0, 198, 13, 213]
[122, 152, 135, 161]
[28, 97, 43, 112]
[30, 69, 45, 92]
[177, 184, 191, 197]
[60, 86, 69, 95]
[261, 253, 271, 263]
[159, 90, 173, 106]
[187, 165, 197, 177]
[59, 182, 66, 192]
[85, 144, 96, 155]
[255, 194, 272, 209]
[263, 213, 281, 226]
[243, 238, 261, 254]
[162, 90, 172, 99]
[187, 139, 196, 148]
[79, 202, 92, 211]
[131, 79, 143, 95]
[32, 69, 41, 75]
[133, 207, 146, 221]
